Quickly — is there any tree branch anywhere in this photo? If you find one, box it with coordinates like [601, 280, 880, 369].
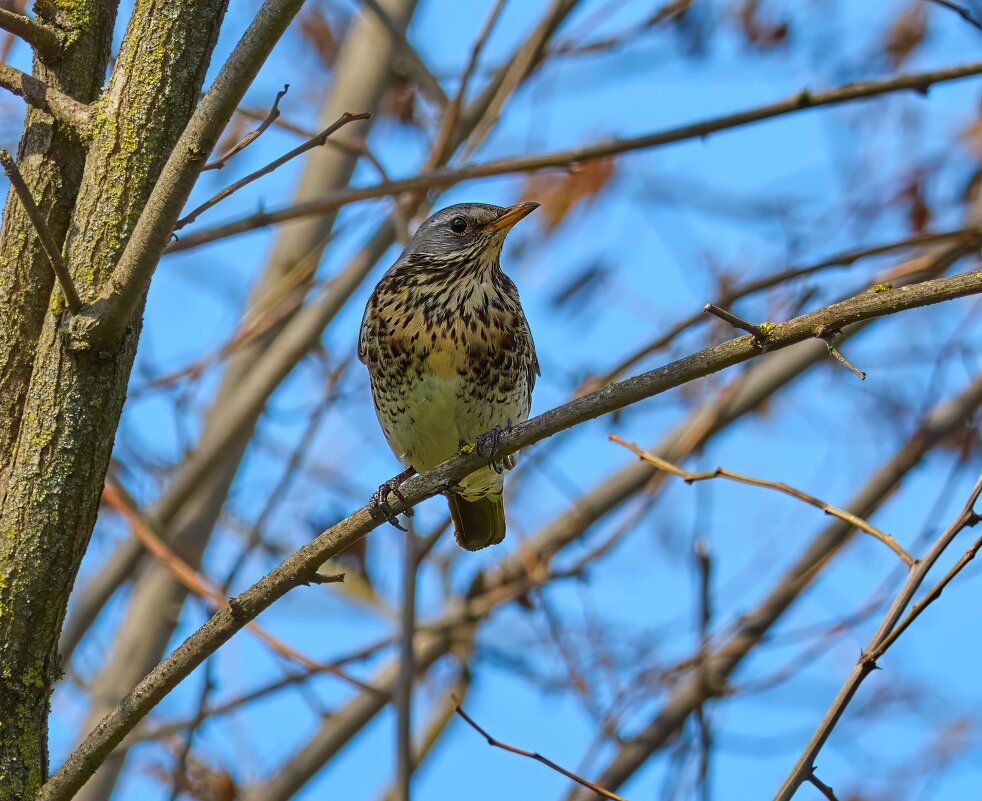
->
[453, 699, 629, 801]
[773, 472, 982, 801]
[175, 111, 371, 230]
[0, 7, 61, 60]
[0, 62, 90, 134]
[0, 149, 82, 313]
[609, 434, 916, 566]
[165, 59, 982, 253]
[39, 268, 982, 801]
[924, 0, 982, 32]
[202, 83, 290, 170]
[65, 0, 310, 353]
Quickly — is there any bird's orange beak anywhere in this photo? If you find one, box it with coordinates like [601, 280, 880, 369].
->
[485, 201, 539, 232]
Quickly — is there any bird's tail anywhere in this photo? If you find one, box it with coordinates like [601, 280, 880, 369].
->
[447, 493, 505, 551]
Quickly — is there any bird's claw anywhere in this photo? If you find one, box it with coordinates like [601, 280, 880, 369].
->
[369, 475, 414, 531]
[476, 419, 513, 474]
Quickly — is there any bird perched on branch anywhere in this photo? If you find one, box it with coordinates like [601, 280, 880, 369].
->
[359, 202, 540, 550]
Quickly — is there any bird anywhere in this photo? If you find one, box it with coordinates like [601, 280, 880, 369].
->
[358, 201, 540, 550]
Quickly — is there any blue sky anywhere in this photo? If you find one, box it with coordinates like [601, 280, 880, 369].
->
[4, 1, 982, 799]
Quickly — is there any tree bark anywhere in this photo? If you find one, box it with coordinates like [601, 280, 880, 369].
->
[0, 3, 228, 797]
[0, 1, 117, 479]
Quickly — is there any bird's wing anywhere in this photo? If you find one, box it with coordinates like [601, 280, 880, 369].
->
[357, 291, 375, 365]
[521, 314, 540, 396]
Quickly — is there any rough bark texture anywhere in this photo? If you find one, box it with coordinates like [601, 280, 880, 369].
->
[0, 3, 229, 798]
[0, 0, 117, 479]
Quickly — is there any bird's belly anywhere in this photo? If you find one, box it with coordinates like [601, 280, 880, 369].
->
[379, 370, 528, 478]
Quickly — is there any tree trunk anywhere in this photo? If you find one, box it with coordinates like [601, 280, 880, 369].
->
[0, 3, 228, 797]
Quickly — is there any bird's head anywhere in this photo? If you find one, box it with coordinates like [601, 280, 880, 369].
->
[399, 202, 539, 271]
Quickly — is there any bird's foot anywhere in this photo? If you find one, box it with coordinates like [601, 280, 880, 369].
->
[475, 419, 513, 474]
[369, 468, 416, 531]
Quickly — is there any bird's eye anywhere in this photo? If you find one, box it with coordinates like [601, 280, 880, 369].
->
[449, 216, 468, 234]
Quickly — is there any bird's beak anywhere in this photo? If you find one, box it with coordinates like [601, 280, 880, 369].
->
[485, 201, 539, 233]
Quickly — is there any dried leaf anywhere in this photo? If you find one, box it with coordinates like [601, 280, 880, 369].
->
[522, 157, 616, 231]
[299, 6, 340, 69]
[732, 0, 789, 49]
[378, 72, 417, 126]
[884, 2, 927, 70]
[899, 177, 932, 233]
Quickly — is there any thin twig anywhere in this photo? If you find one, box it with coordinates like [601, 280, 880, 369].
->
[358, 0, 447, 108]
[816, 325, 865, 380]
[609, 434, 915, 566]
[0, 7, 61, 59]
[773, 472, 982, 801]
[875, 528, 982, 654]
[203, 84, 289, 170]
[924, 0, 982, 31]
[807, 772, 840, 801]
[430, 0, 508, 160]
[0, 62, 91, 133]
[165, 59, 982, 252]
[703, 302, 770, 343]
[453, 699, 630, 801]
[0, 148, 82, 313]
[175, 111, 370, 230]
[586, 229, 982, 390]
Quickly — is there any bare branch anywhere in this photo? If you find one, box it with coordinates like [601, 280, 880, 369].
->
[587, 230, 982, 389]
[175, 111, 370, 230]
[0, 62, 90, 133]
[773, 472, 982, 801]
[924, 0, 982, 31]
[453, 699, 629, 801]
[0, 7, 61, 59]
[0, 149, 82, 313]
[358, 0, 448, 108]
[166, 59, 982, 252]
[807, 773, 840, 801]
[609, 435, 915, 566]
[203, 84, 290, 170]
[877, 529, 982, 653]
[703, 302, 770, 343]
[817, 326, 866, 380]
[39, 268, 982, 801]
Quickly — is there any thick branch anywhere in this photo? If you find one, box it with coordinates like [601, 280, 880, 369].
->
[0, 62, 90, 134]
[40, 268, 982, 801]
[0, 149, 82, 313]
[166, 59, 982, 252]
[0, 7, 61, 60]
